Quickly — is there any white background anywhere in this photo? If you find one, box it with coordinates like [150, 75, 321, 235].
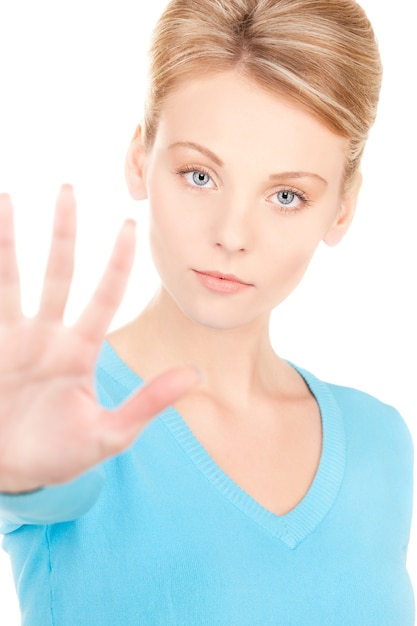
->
[0, 0, 415, 623]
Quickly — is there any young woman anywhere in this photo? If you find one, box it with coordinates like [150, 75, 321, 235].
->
[0, 0, 414, 624]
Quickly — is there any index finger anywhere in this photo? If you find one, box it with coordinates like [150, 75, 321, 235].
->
[73, 219, 137, 347]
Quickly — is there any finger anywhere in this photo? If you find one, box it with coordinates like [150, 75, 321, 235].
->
[38, 185, 77, 322]
[99, 365, 202, 454]
[0, 193, 22, 323]
[73, 219, 136, 347]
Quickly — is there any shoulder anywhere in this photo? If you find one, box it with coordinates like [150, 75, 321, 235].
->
[318, 379, 414, 477]
[327, 381, 412, 443]
[295, 363, 411, 438]
[318, 379, 414, 536]
[294, 362, 413, 463]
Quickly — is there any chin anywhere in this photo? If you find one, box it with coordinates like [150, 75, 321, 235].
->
[178, 299, 268, 332]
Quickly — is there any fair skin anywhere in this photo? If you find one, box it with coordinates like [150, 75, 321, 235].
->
[109, 71, 360, 515]
[0, 70, 359, 511]
[0, 194, 200, 493]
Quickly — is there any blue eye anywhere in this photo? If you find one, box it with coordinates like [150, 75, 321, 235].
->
[176, 166, 215, 189]
[277, 190, 296, 205]
[270, 188, 308, 213]
[191, 171, 211, 187]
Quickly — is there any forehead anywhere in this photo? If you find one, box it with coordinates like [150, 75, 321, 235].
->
[153, 71, 347, 181]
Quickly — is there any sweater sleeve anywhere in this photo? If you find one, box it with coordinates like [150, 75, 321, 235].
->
[0, 351, 117, 534]
[0, 465, 105, 531]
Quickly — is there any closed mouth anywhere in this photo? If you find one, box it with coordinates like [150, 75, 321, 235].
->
[194, 270, 252, 286]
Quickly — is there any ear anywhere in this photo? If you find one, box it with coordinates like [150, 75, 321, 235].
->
[125, 124, 148, 200]
[323, 172, 362, 247]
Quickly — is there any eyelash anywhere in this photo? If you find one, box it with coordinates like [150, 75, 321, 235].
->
[174, 166, 311, 214]
[269, 187, 311, 214]
[175, 165, 215, 189]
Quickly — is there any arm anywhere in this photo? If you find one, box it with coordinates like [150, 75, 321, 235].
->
[0, 186, 199, 524]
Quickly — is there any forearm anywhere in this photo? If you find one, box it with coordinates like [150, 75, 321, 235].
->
[0, 465, 105, 526]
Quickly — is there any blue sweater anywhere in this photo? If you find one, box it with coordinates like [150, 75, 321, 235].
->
[0, 342, 414, 625]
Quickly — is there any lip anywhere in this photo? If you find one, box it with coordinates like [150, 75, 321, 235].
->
[192, 269, 253, 294]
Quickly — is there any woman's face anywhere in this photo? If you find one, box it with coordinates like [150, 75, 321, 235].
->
[134, 71, 357, 331]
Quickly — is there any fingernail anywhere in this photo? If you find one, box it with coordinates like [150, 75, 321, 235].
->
[125, 218, 136, 230]
[60, 183, 73, 194]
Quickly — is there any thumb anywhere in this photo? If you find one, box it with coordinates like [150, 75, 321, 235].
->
[99, 365, 202, 454]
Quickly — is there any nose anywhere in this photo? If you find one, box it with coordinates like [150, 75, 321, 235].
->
[212, 196, 253, 254]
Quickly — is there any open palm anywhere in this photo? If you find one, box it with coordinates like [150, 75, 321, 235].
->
[0, 186, 198, 493]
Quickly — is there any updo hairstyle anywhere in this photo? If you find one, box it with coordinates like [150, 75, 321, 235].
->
[144, 0, 382, 192]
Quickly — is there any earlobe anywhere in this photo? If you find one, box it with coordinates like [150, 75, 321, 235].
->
[125, 124, 148, 201]
[323, 173, 362, 247]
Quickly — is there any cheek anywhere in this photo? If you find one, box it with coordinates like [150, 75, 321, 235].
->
[148, 182, 179, 234]
[148, 173, 213, 244]
[260, 222, 324, 293]
[264, 219, 323, 263]
[147, 183, 199, 266]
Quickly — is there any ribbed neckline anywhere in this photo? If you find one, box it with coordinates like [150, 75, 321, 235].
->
[99, 341, 346, 550]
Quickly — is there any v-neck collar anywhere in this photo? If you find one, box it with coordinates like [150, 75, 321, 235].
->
[100, 341, 346, 549]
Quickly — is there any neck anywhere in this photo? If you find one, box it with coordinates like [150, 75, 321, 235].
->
[109, 287, 286, 405]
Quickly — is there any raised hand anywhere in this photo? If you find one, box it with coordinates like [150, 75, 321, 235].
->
[0, 186, 199, 493]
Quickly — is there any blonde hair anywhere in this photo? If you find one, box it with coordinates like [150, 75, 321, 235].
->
[144, 0, 382, 191]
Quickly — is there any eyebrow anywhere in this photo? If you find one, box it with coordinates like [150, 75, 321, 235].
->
[168, 141, 224, 167]
[168, 141, 328, 186]
[268, 171, 328, 186]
